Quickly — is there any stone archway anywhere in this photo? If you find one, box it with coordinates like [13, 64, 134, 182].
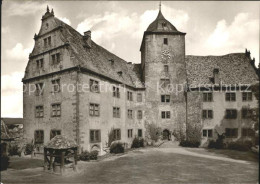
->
[162, 129, 171, 140]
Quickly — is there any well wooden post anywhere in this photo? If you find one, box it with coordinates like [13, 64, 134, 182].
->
[49, 149, 54, 172]
[44, 148, 47, 171]
[61, 151, 65, 175]
[73, 148, 78, 171]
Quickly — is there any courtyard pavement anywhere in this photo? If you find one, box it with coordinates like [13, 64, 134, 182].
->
[1, 141, 258, 184]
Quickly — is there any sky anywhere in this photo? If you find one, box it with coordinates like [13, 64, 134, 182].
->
[1, 1, 259, 117]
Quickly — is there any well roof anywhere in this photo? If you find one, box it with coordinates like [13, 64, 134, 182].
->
[45, 135, 77, 149]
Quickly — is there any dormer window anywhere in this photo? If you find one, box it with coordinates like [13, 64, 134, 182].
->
[162, 22, 167, 27]
[164, 38, 168, 45]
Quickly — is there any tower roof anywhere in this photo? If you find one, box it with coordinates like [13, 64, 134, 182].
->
[146, 10, 181, 33]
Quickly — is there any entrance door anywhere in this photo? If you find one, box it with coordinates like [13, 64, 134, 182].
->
[162, 129, 170, 140]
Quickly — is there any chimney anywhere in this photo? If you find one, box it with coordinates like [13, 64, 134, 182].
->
[83, 30, 91, 48]
[251, 57, 255, 66]
[213, 68, 220, 84]
[245, 48, 251, 59]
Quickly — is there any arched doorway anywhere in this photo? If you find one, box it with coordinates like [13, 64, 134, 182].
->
[162, 129, 170, 140]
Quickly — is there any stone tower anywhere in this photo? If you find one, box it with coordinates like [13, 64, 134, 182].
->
[140, 9, 187, 139]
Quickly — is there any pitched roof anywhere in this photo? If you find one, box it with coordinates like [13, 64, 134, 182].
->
[185, 53, 259, 86]
[1, 118, 23, 125]
[46, 17, 144, 88]
[45, 135, 77, 149]
[146, 10, 184, 34]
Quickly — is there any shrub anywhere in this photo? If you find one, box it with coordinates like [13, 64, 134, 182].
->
[0, 155, 9, 171]
[89, 150, 99, 160]
[24, 142, 35, 155]
[131, 137, 144, 148]
[227, 141, 253, 151]
[179, 140, 200, 148]
[79, 151, 90, 161]
[8, 144, 21, 156]
[110, 142, 124, 154]
[208, 133, 225, 149]
[145, 122, 162, 142]
[108, 128, 115, 147]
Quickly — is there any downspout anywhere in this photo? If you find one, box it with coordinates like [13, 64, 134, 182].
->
[76, 65, 81, 149]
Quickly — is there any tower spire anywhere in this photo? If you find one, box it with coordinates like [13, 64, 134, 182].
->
[47, 5, 49, 13]
[159, 1, 161, 11]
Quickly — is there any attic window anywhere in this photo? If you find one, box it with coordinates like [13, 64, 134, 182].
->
[117, 71, 123, 76]
[162, 22, 167, 27]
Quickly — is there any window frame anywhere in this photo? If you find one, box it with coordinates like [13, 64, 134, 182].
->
[203, 92, 213, 102]
[242, 92, 252, 101]
[225, 92, 236, 102]
[90, 79, 100, 93]
[35, 130, 44, 144]
[113, 129, 121, 140]
[161, 95, 170, 103]
[35, 83, 44, 96]
[35, 105, 44, 118]
[50, 130, 61, 140]
[90, 129, 101, 143]
[163, 38, 168, 45]
[89, 103, 100, 117]
[127, 91, 133, 101]
[137, 110, 143, 119]
[113, 107, 120, 118]
[202, 110, 213, 119]
[51, 103, 61, 117]
[225, 128, 238, 138]
[225, 109, 237, 119]
[112, 86, 120, 98]
[138, 129, 143, 138]
[51, 79, 60, 93]
[128, 129, 133, 138]
[161, 111, 171, 119]
[137, 93, 142, 102]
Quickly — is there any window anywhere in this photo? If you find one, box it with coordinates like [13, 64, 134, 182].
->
[35, 105, 44, 118]
[113, 86, 120, 98]
[90, 79, 99, 93]
[128, 129, 133, 138]
[51, 104, 61, 117]
[138, 129, 143, 137]
[50, 130, 61, 140]
[51, 53, 61, 65]
[90, 130, 101, 143]
[128, 109, 133, 119]
[137, 93, 142, 102]
[36, 59, 44, 69]
[164, 65, 169, 73]
[113, 107, 120, 118]
[35, 83, 44, 96]
[35, 130, 44, 144]
[160, 79, 170, 88]
[163, 38, 168, 45]
[161, 111, 170, 119]
[225, 109, 237, 119]
[203, 93, 213, 102]
[127, 91, 133, 101]
[242, 92, 252, 101]
[48, 36, 51, 46]
[44, 38, 47, 47]
[202, 129, 213, 138]
[225, 128, 238, 138]
[161, 95, 170, 103]
[202, 110, 213, 119]
[52, 79, 60, 93]
[113, 129, 121, 140]
[242, 108, 253, 119]
[90, 103, 100, 117]
[242, 128, 254, 137]
[225, 92, 236, 101]
[137, 110, 142, 119]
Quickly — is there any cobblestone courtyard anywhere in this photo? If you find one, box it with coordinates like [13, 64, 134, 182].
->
[2, 143, 258, 184]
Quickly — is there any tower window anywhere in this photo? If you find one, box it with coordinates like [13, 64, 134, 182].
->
[164, 65, 169, 73]
[164, 38, 168, 45]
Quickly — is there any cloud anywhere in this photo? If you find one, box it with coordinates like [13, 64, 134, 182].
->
[6, 43, 32, 61]
[1, 72, 24, 117]
[206, 13, 259, 65]
[58, 17, 71, 25]
[76, 4, 189, 51]
[5, 1, 46, 17]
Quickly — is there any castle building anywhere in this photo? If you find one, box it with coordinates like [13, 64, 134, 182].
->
[23, 7, 259, 153]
